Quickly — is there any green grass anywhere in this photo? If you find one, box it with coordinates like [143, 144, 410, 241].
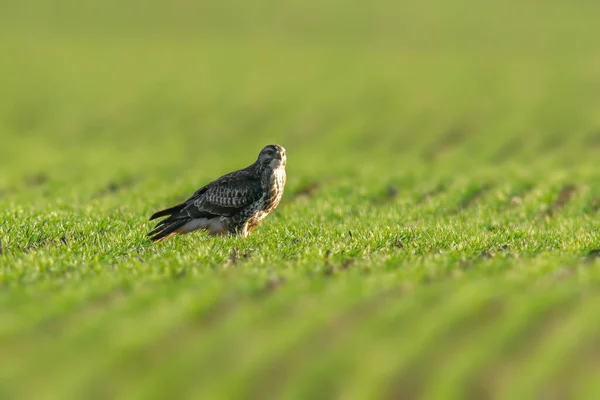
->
[1, 0, 600, 398]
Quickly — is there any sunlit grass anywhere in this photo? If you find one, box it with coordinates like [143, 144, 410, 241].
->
[1, 0, 600, 398]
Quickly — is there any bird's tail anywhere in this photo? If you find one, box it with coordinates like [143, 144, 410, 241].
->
[147, 203, 189, 243]
[149, 203, 185, 221]
[147, 219, 189, 243]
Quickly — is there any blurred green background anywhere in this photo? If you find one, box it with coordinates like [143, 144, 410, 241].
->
[1, 1, 600, 399]
[2, 0, 599, 185]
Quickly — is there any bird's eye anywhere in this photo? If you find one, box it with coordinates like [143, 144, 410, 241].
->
[265, 150, 273, 156]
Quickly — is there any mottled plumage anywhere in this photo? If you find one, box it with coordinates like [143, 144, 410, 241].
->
[148, 144, 287, 243]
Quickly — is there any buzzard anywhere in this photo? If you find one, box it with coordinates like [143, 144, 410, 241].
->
[147, 144, 287, 243]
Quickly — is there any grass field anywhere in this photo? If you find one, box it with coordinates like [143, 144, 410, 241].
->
[1, 1, 600, 398]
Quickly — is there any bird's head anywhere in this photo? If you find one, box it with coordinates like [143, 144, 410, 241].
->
[257, 144, 286, 169]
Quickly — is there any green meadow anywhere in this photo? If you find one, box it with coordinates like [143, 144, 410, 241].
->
[1, 1, 600, 398]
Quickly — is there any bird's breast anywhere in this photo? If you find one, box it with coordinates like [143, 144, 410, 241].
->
[264, 167, 286, 212]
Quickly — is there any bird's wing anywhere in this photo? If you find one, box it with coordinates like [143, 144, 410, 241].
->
[182, 171, 262, 218]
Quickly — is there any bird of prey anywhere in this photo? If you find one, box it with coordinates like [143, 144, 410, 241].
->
[147, 144, 287, 243]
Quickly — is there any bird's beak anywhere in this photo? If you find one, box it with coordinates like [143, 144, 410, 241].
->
[270, 155, 286, 168]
